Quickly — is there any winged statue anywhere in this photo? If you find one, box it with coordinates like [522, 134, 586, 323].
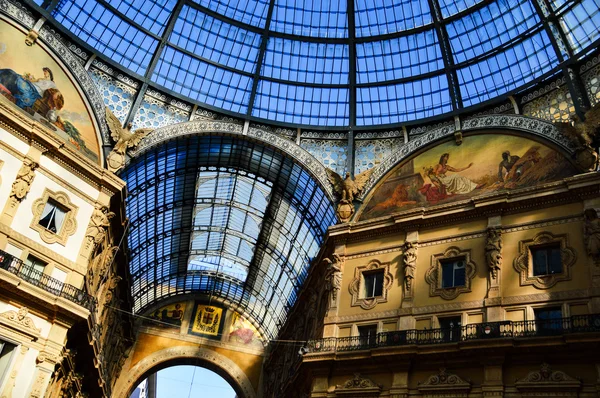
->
[554, 102, 600, 171]
[326, 169, 374, 222]
[105, 108, 153, 173]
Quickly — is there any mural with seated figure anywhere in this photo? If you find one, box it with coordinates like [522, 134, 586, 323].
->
[359, 134, 579, 220]
[0, 20, 99, 163]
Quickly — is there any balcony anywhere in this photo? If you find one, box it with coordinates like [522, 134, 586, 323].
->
[307, 315, 600, 353]
[0, 250, 95, 311]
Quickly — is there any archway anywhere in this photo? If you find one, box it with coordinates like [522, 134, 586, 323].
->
[132, 366, 236, 397]
[113, 346, 257, 398]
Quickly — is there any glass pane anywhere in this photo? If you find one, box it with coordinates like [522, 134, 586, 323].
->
[549, 247, 562, 274]
[454, 266, 466, 287]
[532, 248, 548, 276]
[441, 262, 454, 288]
[374, 272, 384, 296]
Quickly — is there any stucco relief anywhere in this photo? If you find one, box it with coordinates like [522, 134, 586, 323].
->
[348, 259, 393, 310]
[426, 246, 476, 300]
[30, 188, 78, 245]
[0, 306, 41, 339]
[114, 346, 257, 398]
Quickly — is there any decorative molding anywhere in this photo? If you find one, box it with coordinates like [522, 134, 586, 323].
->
[36, 350, 59, 364]
[355, 129, 402, 139]
[417, 368, 471, 395]
[128, 122, 336, 202]
[114, 346, 256, 398]
[359, 115, 576, 201]
[301, 131, 348, 139]
[334, 373, 382, 397]
[502, 216, 582, 233]
[515, 363, 581, 395]
[513, 231, 576, 289]
[420, 232, 487, 247]
[426, 246, 477, 300]
[520, 77, 567, 104]
[348, 259, 393, 310]
[402, 242, 417, 295]
[0, 306, 41, 339]
[30, 188, 78, 246]
[486, 228, 502, 281]
[9, 157, 38, 203]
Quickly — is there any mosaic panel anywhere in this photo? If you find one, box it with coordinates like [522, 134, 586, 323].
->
[583, 63, 600, 106]
[88, 67, 136, 125]
[355, 138, 403, 174]
[300, 139, 348, 175]
[522, 84, 576, 122]
[131, 90, 191, 130]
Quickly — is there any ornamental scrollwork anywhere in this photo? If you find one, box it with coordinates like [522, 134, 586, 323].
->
[30, 189, 78, 246]
[418, 368, 471, 394]
[0, 306, 41, 338]
[426, 246, 476, 300]
[348, 259, 393, 310]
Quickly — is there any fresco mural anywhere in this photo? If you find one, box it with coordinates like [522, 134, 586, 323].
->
[359, 134, 579, 220]
[228, 312, 264, 348]
[190, 303, 225, 338]
[0, 20, 99, 163]
[145, 302, 186, 328]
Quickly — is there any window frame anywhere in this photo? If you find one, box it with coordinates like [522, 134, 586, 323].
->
[513, 231, 575, 289]
[30, 189, 78, 246]
[426, 247, 476, 300]
[349, 259, 393, 310]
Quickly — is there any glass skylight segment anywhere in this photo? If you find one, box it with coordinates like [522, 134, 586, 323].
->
[191, 0, 269, 27]
[438, 0, 486, 18]
[357, 75, 452, 125]
[271, 0, 348, 37]
[104, 0, 176, 35]
[253, 81, 349, 126]
[356, 30, 443, 83]
[559, 0, 600, 54]
[152, 46, 252, 113]
[52, 0, 158, 75]
[457, 31, 559, 106]
[447, 0, 541, 64]
[355, 0, 433, 37]
[171, 7, 261, 74]
[262, 39, 349, 84]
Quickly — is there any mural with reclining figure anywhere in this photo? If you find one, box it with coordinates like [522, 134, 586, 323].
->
[359, 133, 579, 220]
[0, 20, 99, 163]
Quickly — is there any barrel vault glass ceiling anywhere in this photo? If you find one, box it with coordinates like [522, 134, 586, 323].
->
[33, 0, 600, 128]
[122, 136, 337, 339]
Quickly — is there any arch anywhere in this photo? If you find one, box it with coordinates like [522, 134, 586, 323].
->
[113, 346, 257, 398]
[0, 2, 109, 144]
[126, 120, 336, 202]
[358, 114, 576, 202]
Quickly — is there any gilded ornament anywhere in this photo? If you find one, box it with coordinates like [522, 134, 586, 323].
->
[105, 107, 153, 173]
[554, 102, 600, 171]
[25, 28, 38, 46]
[327, 168, 373, 222]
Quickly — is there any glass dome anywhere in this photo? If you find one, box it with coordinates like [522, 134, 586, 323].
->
[38, 0, 600, 127]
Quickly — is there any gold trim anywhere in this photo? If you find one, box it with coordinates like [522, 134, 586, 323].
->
[426, 246, 476, 300]
[30, 188, 78, 246]
[513, 231, 576, 289]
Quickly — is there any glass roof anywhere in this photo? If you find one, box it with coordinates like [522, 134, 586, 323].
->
[41, 0, 599, 128]
[122, 136, 337, 339]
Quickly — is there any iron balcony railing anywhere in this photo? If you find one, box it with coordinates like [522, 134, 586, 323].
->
[0, 250, 95, 311]
[307, 315, 600, 353]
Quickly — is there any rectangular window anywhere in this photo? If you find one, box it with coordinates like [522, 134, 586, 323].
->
[358, 324, 378, 347]
[363, 271, 384, 298]
[441, 258, 466, 288]
[532, 245, 562, 276]
[0, 340, 16, 385]
[534, 307, 563, 335]
[38, 199, 68, 234]
[24, 255, 47, 282]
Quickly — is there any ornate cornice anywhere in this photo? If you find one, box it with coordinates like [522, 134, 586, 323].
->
[128, 121, 336, 202]
[515, 363, 581, 393]
[0, 306, 41, 339]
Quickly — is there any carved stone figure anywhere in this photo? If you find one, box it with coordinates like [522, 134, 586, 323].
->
[327, 169, 373, 222]
[323, 254, 343, 303]
[85, 204, 115, 250]
[584, 208, 600, 264]
[554, 102, 600, 171]
[105, 108, 153, 173]
[485, 228, 502, 279]
[25, 29, 39, 46]
[454, 130, 463, 145]
[86, 245, 119, 297]
[402, 242, 417, 292]
[10, 158, 38, 202]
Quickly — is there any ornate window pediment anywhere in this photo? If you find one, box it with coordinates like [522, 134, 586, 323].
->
[426, 247, 476, 300]
[333, 373, 381, 397]
[418, 368, 471, 396]
[515, 363, 581, 396]
[30, 189, 78, 246]
[513, 232, 576, 289]
[0, 306, 41, 339]
[349, 260, 393, 310]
